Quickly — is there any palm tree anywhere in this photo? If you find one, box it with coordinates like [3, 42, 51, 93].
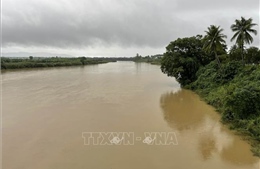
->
[231, 17, 258, 65]
[203, 25, 227, 67]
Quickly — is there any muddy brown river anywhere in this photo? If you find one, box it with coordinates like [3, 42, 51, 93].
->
[2, 62, 260, 169]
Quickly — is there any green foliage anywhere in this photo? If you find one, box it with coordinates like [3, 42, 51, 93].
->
[231, 17, 258, 46]
[229, 44, 242, 61]
[190, 61, 260, 156]
[245, 47, 260, 64]
[133, 54, 162, 65]
[189, 61, 219, 92]
[189, 60, 243, 92]
[161, 35, 213, 86]
[229, 45, 260, 64]
[160, 19, 259, 157]
[223, 83, 260, 119]
[220, 61, 243, 83]
[1, 57, 115, 69]
[231, 17, 258, 64]
[203, 25, 227, 67]
[79, 56, 87, 65]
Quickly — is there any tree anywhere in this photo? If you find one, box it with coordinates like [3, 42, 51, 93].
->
[29, 56, 33, 60]
[245, 47, 260, 64]
[79, 56, 87, 65]
[161, 35, 213, 86]
[231, 17, 258, 65]
[203, 25, 227, 68]
[229, 44, 242, 61]
[134, 53, 142, 62]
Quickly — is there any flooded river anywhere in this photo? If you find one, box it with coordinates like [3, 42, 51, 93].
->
[2, 62, 259, 169]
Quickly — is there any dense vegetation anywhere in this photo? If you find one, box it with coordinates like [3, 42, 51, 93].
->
[1, 55, 160, 70]
[161, 35, 215, 85]
[1, 56, 118, 69]
[0, 53, 163, 70]
[160, 17, 260, 156]
[188, 61, 260, 156]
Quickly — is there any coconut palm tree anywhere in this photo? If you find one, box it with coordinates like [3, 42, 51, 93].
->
[203, 25, 227, 67]
[231, 17, 258, 65]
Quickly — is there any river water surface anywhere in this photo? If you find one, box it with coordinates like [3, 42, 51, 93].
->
[2, 62, 259, 169]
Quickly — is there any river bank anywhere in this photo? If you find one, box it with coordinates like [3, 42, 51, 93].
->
[1, 57, 117, 70]
[185, 61, 260, 157]
[160, 34, 260, 157]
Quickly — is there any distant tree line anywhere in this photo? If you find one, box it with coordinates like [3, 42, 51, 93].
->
[1, 57, 117, 69]
[134, 53, 163, 65]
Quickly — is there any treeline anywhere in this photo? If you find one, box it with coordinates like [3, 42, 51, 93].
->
[134, 54, 163, 65]
[0, 55, 164, 70]
[1, 56, 118, 69]
[160, 17, 260, 156]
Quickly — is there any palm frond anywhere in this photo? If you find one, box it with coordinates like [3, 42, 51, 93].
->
[230, 16, 258, 47]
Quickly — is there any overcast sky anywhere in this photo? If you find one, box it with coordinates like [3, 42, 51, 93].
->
[2, 0, 260, 57]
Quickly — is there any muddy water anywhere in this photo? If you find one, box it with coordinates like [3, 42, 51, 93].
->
[2, 62, 259, 169]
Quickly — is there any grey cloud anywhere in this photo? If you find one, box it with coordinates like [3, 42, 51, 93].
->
[2, 0, 259, 49]
[175, 0, 258, 11]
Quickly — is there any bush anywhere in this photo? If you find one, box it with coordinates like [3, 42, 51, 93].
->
[223, 83, 260, 120]
[219, 61, 243, 84]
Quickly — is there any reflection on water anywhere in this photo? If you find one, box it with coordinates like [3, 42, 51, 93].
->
[2, 62, 259, 169]
[160, 90, 207, 131]
[198, 134, 217, 160]
[160, 90, 259, 167]
[220, 138, 259, 165]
